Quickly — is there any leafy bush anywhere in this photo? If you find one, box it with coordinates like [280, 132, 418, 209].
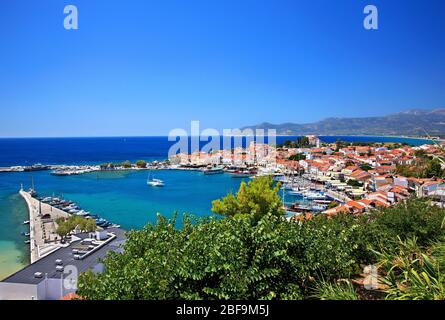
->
[311, 280, 358, 300]
[211, 176, 284, 222]
[376, 237, 445, 300]
[76, 182, 445, 300]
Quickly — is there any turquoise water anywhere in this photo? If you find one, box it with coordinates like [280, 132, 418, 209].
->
[0, 188, 29, 279]
[0, 135, 433, 279]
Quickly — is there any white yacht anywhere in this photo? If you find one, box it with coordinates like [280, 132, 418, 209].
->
[147, 173, 164, 187]
[304, 191, 327, 200]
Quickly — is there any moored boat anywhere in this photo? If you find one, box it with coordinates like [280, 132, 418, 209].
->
[203, 166, 224, 175]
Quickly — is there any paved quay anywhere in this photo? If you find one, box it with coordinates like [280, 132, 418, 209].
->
[20, 189, 70, 263]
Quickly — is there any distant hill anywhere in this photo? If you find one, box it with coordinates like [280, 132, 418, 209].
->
[242, 109, 445, 137]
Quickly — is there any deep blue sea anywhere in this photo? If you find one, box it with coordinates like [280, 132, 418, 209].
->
[0, 136, 432, 167]
[0, 136, 432, 279]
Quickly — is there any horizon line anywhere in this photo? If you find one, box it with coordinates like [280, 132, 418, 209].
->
[0, 134, 433, 140]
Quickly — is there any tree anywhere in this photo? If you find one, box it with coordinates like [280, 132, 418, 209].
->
[347, 179, 363, 187]
[424, 158, 444, 178]
[122, 160, 132, 168]
[328, 201, 339, 209]
[289, 153, 306, 161]
[136, 160, 147, 168]
[345, 161, 355, 167]
[278, 136, 312, 149]
[211, 176, 284, 222]
[56, 223, 71, 240]
[86, 219, 97, 233]
[414, 149, 428, 158]
[56, 215, 96, 239]
[76, 197, 445, 300]
[359, 164, 373, 171]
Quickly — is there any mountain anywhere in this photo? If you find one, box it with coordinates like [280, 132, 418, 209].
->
[242, 109, 445, 136]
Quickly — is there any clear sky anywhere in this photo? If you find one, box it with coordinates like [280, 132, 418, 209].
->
[1, 0, 445, 137]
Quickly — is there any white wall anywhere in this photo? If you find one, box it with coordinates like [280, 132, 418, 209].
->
[0, 278, 76, 300]
[0, 282, 40, 300]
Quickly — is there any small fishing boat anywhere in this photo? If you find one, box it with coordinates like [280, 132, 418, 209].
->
[41, 197, 53, 203]
[203, 166, 224, 175]
[311, 204, 327, 212]
[24, 240, 31, 244]
[304, 192, 327, 200]
[23, 220, 30, 225]
[231, 170, 253, 178]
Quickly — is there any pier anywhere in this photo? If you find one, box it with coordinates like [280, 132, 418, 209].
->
[19, 189, 70, 263]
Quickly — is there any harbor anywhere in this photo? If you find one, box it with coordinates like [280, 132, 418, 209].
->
[19, 186, 120, 264]
[1, 135, 443, 284]
[19, 189, 70, 263]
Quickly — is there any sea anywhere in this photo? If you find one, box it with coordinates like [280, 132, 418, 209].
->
[0, 136, 432, 279]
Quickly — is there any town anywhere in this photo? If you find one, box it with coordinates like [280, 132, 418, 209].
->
[169, 135, 445, 217]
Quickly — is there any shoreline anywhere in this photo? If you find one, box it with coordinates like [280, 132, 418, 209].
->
[19, 189, 70, 264]
[0, 136, 437, 173]
[19, 189, 38, 263]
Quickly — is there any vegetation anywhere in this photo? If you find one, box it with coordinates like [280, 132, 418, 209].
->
[396, 158, 445, 178]
[278, 136, 312, 149]
[100, 163, 115, 170]
[328, 201, 339, 209]
[375, 237, 445, 300]
[77, 174, 445, 300]
[347, 179, 363, 187]
[334, 140, 410, 152]
[359, 163, 373, 171]
[311, 280, 358, 300]
[211, 176, 284, 222]
[56, 216, 96, 240]
[136, 160, 147, 168]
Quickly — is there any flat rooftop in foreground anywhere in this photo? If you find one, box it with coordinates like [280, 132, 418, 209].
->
[2, 227, 126, 285]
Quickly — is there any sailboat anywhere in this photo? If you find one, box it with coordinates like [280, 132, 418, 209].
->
[147, 172, 164, 187]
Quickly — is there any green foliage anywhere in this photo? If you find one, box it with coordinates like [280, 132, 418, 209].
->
[414, 149, 428, 158]
[100, 163, 115, 170]
[77, 195, 445, 300]
[136, 160, 147, 168]
[288, 153, 306, 161]
[368, 199, 445, 248]
[424, 158, 444, 178]
[376, 237, 445, 300]
[278, 136, 312, 149]
[311, 280, 358, 300]
[396, 158, 444, 178]
[328, 201, 339, 209]
[77, 213, 361, 300]
[122, 160, 132, 168]
[344, 160, 355, 167]
[347, 179, 363, 187]
[56, 215, 96, 238]
[211, 176, 284, 222]
[359, 164, 373, 171]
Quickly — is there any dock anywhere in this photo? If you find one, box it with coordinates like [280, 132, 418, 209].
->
[19, 189, 70, 263]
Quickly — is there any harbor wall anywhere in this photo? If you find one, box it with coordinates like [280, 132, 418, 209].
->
[19, 190, 38, 263]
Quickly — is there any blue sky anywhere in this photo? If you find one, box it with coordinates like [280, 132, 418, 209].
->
[1, 0, 445, 137]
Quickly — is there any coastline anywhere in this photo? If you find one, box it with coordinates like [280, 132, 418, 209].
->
[19, 189, 70, 264]
[19, 189, 38, 263]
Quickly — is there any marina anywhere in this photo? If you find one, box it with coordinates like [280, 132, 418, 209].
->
[0, 135, 438, 282]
